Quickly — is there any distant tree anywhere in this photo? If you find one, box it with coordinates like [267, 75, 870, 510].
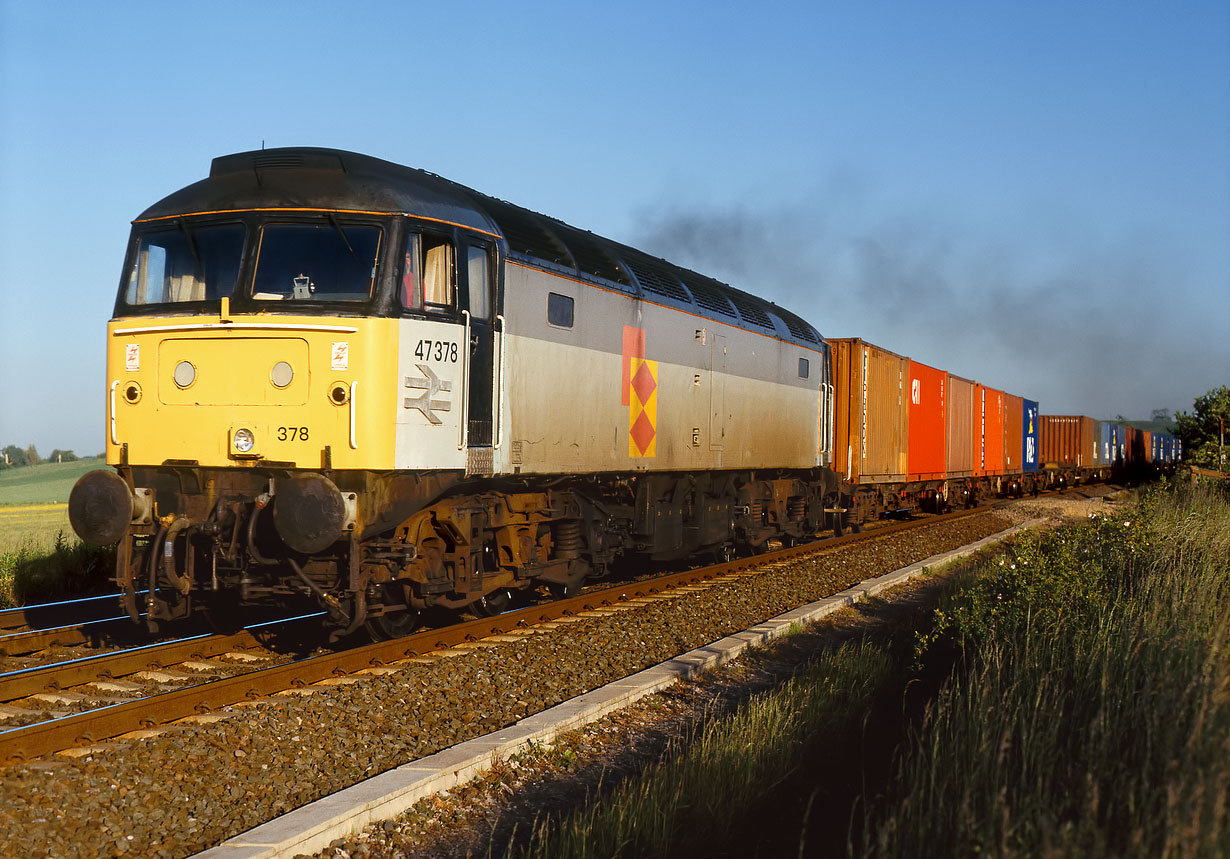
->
[1151, 407, 1172, 424]
[1175, 385, 1230, 469]
[24, 444, 41, 467]
[2, 445, 26, 468]
[48, 449, 79, 463]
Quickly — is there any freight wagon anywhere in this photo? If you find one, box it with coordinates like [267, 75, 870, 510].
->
[831, 338, 1043, 520]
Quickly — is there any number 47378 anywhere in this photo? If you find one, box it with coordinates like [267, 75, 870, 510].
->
[414, 340, 458, 363]
[277, 427, 309, 441]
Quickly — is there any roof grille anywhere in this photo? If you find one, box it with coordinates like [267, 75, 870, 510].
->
[773, 310, 820, 343]
[728, 294, 774, 329]
[481, 197, 574, 266]
[253, 153, 307, 170]
[623, 253, 693, 304]
[554, 226, 631, 287]
[680, 274, 737, 317]
[210, 150, 345, 177]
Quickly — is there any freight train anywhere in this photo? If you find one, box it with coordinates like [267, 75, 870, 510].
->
[66, 148, 1179, 636]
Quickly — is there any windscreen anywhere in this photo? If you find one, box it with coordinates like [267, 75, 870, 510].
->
[124, 223, 244, 306]
[252, 223, 381, 302]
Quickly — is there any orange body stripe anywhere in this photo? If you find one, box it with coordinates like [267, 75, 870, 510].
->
[134, 208, 502, 240]
[621, 326, 646, 407]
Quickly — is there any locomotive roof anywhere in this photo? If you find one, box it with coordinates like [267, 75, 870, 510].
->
[138, 147, 823, 347]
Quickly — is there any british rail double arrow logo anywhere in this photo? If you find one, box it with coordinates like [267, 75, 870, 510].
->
[404, 364, 452, 425]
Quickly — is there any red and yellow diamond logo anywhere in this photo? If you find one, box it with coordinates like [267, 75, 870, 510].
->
[628, 357, 657, 457]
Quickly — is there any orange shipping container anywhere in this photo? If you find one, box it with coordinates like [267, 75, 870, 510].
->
[977, 384, 1005, 475]
[908, 360, 947, 479]
[1039, 415, 1096, 467]
[831, 339, 908, 484]
[1003, 393, 1024, 473]
[947, 374, 976, 476]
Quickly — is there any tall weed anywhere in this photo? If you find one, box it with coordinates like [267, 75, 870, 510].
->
[514, 642, 892, 859]
[0, 531, 114, 609]
[864, 484, 1230, 858]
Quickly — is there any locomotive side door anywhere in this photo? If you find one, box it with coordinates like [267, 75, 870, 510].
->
[460, 239, 497, 456]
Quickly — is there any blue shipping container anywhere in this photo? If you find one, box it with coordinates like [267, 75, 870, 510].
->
[1023, 399, 1040, 472]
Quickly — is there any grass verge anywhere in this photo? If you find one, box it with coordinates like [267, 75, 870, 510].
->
[512, 642, 894, 859]
[0, 534, 114, 610]
[860, 482, 1230, 858]
[513, 483, 1228, 859]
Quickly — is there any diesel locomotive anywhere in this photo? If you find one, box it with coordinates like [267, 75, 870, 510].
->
[71, 148, 1165, 637]
[68, 148, 840, 636]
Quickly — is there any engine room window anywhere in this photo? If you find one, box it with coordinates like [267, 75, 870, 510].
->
[124, 224, 244, 305]
[547, 292, 574, 328]
[252, 222, 381, 301]
[799, 357, 810, 379]
[466, 245, 490, 320]
[422, 237, 455, 311]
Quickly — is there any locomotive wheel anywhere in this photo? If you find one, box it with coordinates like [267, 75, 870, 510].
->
[474, 588, 514, 617]
[548, 579, 584, 600]
[365, 584, 420, 641]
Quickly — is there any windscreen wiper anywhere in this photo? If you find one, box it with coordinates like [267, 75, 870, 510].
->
[327, 213, 361, 264]
[176, 218, 205, 278]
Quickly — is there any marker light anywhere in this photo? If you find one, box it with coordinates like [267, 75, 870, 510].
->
[233, 428, 256, 453]
[174, 361, 196, 388]
[270, 361, 293, 388]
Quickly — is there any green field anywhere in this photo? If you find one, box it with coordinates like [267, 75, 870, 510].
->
[0, 505, 74, 554]
[0, 459, 116, 607]
[0, 457, 109, 553]
[0, 456, 108, 506]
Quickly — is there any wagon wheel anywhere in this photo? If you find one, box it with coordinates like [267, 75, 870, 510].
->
[365, 582, 420, 641]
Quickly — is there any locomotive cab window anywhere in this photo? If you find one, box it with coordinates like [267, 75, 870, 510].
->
[252, 222, 381, 302]
[399, 233, 421, 310]
[547, 292, 574, 328]
[464, 244, 491, 320]
[124, 223, 244, 306]
[799, 357, 809, 379]
[422, 235, 455, 313]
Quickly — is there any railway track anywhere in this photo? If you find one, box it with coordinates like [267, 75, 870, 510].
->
[0, 504, 1002, 766]
[1, 500, 1080, 859]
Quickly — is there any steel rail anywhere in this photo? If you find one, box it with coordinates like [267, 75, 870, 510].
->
[0, 505, 1000, 765]
[0, 614, 324, 703]
[0, 592, 134, 632]
[0, 616, 130, 657]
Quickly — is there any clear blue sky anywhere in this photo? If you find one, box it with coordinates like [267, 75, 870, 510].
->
[2, 0, 1227, 455]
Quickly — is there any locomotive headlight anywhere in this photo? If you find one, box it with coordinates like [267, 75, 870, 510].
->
[232, 428, 256, 453]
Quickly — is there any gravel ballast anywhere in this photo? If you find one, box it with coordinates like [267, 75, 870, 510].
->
[0, 511, 1027, 858]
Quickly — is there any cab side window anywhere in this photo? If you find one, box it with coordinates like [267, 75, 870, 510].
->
[465, 244, 491, 320]
[399, 233, 421, 310]
[422, 235, 455, 312]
